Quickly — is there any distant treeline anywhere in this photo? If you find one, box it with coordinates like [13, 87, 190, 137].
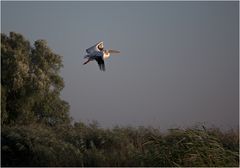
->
[1, 32, 239, 167]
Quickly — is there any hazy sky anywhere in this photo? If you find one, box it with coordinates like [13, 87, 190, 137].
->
[1, 1, 239, 130]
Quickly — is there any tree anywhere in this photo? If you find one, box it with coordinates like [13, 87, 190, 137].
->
[1, 32, 70, 126]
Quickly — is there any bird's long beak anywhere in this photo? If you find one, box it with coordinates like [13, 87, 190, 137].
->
[108, 49, 120, 54]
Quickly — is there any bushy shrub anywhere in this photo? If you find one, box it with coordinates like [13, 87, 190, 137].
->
[1, 125, 83, 166]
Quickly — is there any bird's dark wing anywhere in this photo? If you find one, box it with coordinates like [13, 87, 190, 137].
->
[95, 57, 105, 71]
[86, 41, 104, 54]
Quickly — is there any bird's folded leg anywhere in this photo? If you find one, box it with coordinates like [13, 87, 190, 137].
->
[83, 59, 91, 65]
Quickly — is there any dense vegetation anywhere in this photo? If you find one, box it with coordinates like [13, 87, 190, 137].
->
[1, 32, 239, 167]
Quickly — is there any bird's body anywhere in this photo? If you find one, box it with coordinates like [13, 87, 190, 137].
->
[83, 41, 120, 71]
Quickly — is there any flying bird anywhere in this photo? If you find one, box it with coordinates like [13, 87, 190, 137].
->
[83, 41, 120, 71]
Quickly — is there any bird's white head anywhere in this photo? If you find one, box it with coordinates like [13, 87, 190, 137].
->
[103, 50, 110, 59]
[103, 49, 120, 59]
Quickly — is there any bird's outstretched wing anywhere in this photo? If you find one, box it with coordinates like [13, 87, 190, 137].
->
[95, 57, 105, 71]
[86, 41, 104, 54]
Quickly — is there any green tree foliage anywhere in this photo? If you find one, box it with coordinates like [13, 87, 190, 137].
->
[1, 32, 239, 167]
[1, 32, 70, 126]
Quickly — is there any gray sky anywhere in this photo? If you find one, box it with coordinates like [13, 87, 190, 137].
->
[1, 1, 239, 130]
